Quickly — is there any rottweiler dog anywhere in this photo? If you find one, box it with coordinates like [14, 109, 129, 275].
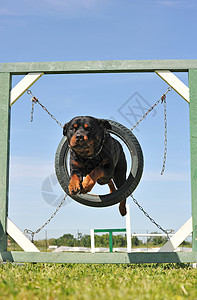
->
[63, 116, 127, 216]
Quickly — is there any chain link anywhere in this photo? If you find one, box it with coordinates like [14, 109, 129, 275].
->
[161, 95, 168, 175]
[131, 87, 171, 175]
[27, 90, 63, 128]
[130, 195, 173, 239]
[131, 87, 171, 130]
[24, 194, 67, 242]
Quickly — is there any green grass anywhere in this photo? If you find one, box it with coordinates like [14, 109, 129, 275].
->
[0, 263, 196, 299]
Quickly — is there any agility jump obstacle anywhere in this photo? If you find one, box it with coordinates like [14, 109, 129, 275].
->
[0, 60, 197, 264]
[91, 203, 132, 253]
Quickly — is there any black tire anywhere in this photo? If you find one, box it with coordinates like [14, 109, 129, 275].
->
[55, 120, 143, 207]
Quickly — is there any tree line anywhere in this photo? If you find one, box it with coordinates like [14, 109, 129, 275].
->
[34, 232, 191, 249]
[8, 232, 191, 251]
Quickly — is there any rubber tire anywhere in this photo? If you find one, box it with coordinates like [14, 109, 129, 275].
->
[55, 120, 144, 207]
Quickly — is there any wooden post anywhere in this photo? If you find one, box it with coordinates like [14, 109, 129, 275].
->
[109, 231, 113, 253]
[126, 204, 132, 253]
[94, 229, 126, 253]
[90, 229, 95, 253]
[0, 73, 11, 251]
[189, 69, 197, 252]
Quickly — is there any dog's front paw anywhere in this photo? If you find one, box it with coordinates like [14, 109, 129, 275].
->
[68, 174, 81, 195]
[81, 175, 95, 193]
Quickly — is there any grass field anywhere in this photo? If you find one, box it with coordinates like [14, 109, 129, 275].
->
[0, 263, 197, 299]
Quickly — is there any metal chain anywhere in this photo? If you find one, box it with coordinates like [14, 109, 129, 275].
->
[27, 90, 63, 128]
[161, 95, 167, 175]
[131, 87, 171, 175]
[130, 89, 172, 235]
[25, 90, 65, 242]
[24, 194, 67, 242]
[131, 87, 171, 130]
[131, 195, 172, 239]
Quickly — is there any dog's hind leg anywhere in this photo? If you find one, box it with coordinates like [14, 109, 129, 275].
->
[113, 155, 128, 216]
[108, 179, 116, 193]
[108, 179, 127, 216]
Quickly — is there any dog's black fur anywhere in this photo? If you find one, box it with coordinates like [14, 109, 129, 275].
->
[63, 116, 127, 216]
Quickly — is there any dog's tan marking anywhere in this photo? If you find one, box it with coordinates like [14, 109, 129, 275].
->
[81, 168, 104, 193]
[71, 160, 84, 168]
[68, 174, 81, 194]
[70, 135, 77, 147]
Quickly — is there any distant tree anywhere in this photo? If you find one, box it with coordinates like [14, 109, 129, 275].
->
[147, 232, 167, 246]
[95, 234, 109, 247]
[48, 238, 56, 245]
[113, 234, 127, 247]
[132, 236, 141, 246]
[180, 240, 192, 246]
[80, 235, 91, 247]
[77, 232, 83, 246]
[55, 234, 76, 247]
[34, 239, 48, 250]
[44, 232, 153, 250]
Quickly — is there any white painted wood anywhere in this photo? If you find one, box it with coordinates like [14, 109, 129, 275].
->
[7, 218, 40, 252]
[90, 229, 95, 253]
[10, 73, 44, 106]
[132, 233, 173, 237]
[126, 204, 132, 253]
[155, 70, 190, 103]
[158, 217, 192, 252]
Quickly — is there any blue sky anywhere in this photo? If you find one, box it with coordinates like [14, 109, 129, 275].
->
[1, 0, 196, 240]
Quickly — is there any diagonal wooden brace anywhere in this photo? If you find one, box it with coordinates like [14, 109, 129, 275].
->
[7, 218, 40, 252]
[10, 72, 44, 106]
[155, 70, 189, 103]
[158, 217, 192, 252]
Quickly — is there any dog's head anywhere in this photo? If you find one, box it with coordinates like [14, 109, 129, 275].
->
[63, 116, 111, 157]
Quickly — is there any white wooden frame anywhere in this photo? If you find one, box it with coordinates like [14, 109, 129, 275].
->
[9, 70, 192, 253]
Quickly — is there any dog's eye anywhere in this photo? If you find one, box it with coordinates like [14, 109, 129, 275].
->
[84, 124, 90, 130]
[71, 124, 78, 130]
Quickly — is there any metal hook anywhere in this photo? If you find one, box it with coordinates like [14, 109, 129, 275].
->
[27, 89, 34, 97]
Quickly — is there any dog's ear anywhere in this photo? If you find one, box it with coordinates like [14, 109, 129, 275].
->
[99, 119, 111, 130]
[63, 123, 69, 136]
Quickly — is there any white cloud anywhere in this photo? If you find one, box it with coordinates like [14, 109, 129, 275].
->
[0, 8, 17, 16]
[42, 0, 101, 10]
[156, 0, 181, 6]
[0, 0, 106, 17]
[156, 0, 197, 8]
[9, 156, 190, 184]
[143, 170, 190, 182]
[9, 156, 54, 181]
